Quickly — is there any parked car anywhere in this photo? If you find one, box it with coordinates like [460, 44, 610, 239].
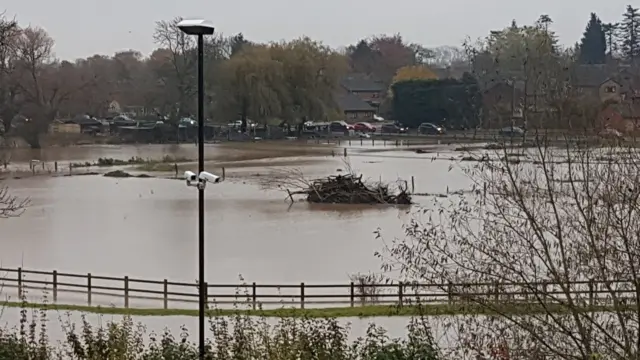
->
[499, 126, 525, 137]
[599, 128, 623, 139]
[354, 122, 376, 132]
[329, 121, 353, 132]
[381, 124, 408, 134]
[418, 122, 445, 135]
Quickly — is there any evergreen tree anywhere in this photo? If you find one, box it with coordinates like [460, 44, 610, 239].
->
[619, 5, 640, 61]
[602, 22, 619, 56]
[579, 13, 607, 64]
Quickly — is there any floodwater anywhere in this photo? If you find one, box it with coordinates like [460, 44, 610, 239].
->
[0, 142, 472, 307]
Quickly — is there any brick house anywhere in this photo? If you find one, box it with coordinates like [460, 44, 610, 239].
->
[572, 64, 640, 103]
[340, 74, 386, 109]
[598, 103, 640, 133]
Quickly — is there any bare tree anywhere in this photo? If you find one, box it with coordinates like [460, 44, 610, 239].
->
[152, 17, 197, 119]
[14, 27, 96, 148]
[0, 13, 20, 135]
[380, 135, 640, 359]
[0, 185, 27, 218]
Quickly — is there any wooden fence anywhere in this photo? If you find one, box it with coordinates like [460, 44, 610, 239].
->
[0, 267, 637, 310]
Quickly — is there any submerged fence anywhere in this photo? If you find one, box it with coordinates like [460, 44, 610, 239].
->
[0, 267, 637, 310]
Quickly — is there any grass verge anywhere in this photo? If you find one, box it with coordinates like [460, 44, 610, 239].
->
[0, 301, 625, 318]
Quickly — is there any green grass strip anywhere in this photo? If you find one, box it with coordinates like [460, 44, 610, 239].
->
[0, 301, 627, 318]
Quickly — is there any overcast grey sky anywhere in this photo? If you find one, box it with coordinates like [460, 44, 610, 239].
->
[2, 0, 634, 60]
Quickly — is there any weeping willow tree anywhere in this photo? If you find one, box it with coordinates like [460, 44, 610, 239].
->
[221, 38, 348, 132]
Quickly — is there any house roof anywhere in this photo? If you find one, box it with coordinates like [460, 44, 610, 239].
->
[572, 64, 617, 87]
[340, 74, 385, 92]
[334, 92, 375, 112]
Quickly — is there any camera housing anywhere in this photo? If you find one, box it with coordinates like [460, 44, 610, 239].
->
[183, 170, 221, 189]
[184, 171, 198, 187]
[199, 171, 220, 184]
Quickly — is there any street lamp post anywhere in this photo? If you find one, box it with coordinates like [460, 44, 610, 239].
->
[177, 18, 215, 360]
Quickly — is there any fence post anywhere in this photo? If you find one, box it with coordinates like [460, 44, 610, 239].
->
[87, 273, 92, 306]
[54, 162, 58, 173]
[300, 282, 305, 309]
[124, 276, 129, 308]
[350, 282, 355, 307]
[17, 267, 22, 298]
[411, 176, 415, 193]
[52, 270, 58, 302]
[203, 282, 208, 309]
[344, 148, 347, 157]
[588, 280, 595, 306]
[372, 139, 374, 146]
[494, 281, 500, 302]
[447, 281, 453, 304]
[222, 167, 226, 180]
[163, 279, 168, 309]
[252, 282, 257, 310]
[398, 282, 404, 307]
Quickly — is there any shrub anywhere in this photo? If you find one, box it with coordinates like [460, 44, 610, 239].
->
[0, 305, 440, 360]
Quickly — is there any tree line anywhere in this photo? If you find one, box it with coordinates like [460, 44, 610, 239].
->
[0, 15, 460, 147]
[1, 6, 639, 147]
[579, 5, 640, 64]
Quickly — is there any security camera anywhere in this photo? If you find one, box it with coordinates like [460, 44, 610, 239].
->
[184, 171, 198, 187]
[199, 171, 220, 184]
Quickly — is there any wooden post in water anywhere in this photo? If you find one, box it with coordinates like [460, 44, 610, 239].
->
[344, 148, 347, 157]
[54, 162, 58, 173]
[174, 163, 178, 178]
[222, 167, 226, 180]
[411, 176, 415, 193]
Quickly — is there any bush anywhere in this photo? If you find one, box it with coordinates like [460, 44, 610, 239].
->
[0, 305, 440, 360]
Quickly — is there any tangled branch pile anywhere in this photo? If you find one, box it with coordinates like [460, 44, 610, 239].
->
[304, 174, 410, 204]
[297, 174, 411, 204]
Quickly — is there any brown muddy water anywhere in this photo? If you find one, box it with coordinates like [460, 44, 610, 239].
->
[0, 142, 474, 345]
[1, 143, 473, 303]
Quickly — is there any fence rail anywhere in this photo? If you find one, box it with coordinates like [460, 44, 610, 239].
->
[0, 267, 637, 310]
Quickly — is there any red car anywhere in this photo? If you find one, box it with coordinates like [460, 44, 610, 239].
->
[354, 122, 376, 132]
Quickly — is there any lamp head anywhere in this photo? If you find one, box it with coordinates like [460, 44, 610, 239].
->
[177, 19, 215, 36]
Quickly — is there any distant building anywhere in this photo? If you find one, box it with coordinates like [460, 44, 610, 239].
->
[572, 64, 640, 103]
[334, 91, 376, 122]
[339, 74, 386, 109]
[599, 102, 640, 133]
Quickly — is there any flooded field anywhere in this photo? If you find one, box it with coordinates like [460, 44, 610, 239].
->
[0, 142, 473, 302]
